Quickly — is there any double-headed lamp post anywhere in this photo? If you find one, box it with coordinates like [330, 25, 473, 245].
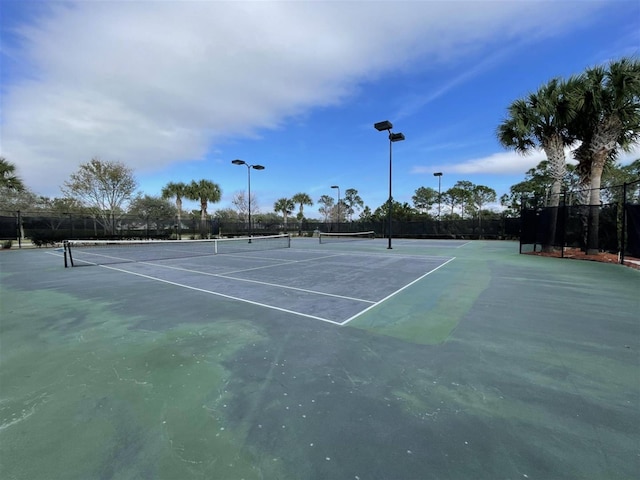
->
[433, 172, 443, 220]
[331, 185, 340, 225]
[374, 120, 405, 249]
[231, 159, 265, 241]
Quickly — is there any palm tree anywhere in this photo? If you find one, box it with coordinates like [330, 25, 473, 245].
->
[273, 198, 295, 227]
[186, 179, 222, 236]
[291, 192, 313, 220]
[0, 157, 25, 192]
[291, 192, 313, 235]
[569, 58, 640, 253]
[497, 77, 578, 250]
[161, 181, 188, 239]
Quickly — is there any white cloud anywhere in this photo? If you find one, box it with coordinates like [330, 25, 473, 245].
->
[2, 0, 608, 195]
[414, 143, 640, 177]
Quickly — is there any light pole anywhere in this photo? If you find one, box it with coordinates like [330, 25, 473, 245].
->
[433, 172, 443, 220]
[331, 185, 340, 227]
[232, 159, 265, 241]
[374, 120, 405, 249]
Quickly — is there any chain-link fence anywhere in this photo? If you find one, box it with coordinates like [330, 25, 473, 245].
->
[1, 210, 521, 247]
[519, 180, 640, 264]
[0, 212, 220, 247]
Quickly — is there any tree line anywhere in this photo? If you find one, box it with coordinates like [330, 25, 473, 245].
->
[1, 155, 501, 234]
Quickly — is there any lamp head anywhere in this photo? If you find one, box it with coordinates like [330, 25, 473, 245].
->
[389, 132, 405, 142]
[374, 120, 393, 131]
[433, 172, 442, 177]
[231, 159, 246, 166]
[252, 165, 265, 170]
[331, 185, 339, 189]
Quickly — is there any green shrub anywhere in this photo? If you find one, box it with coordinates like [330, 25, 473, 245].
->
[1, 240, 12, 249]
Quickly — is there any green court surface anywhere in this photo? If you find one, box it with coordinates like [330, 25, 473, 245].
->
[1, 239, 638, 479]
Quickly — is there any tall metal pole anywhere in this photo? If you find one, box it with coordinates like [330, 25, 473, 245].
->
[374, 121, 404, 250]
[387, 138, 393, 249]
[331, 185, 340, 227]
[434, 172, 443, 221]
[247, 165, 252, 241]
[438, 175, 441, 219]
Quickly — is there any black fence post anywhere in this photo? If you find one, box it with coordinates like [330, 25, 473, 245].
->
[621, 182, 627, 265]
[17, 210, 22, 249]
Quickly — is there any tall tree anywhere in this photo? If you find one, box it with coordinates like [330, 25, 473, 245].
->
[471, 185, 497, 234]
[359, 205, 373, 221]
[186, 179, 222, 235]
[498, 78, 578, 208]
[161, 181, 188, 239]
[441, 190, 461, 218]
[291, 192, 314, 221]
[372, 200, 416, 221]
[316, 195, 335, 222]
[569, 58, 640, 253]
[62, 158, 138, 235]
[452, 181, 474, 219]
[412, 186, 438, 215]
[498, 78, 580, 250]
[273, 197, 295, 226]
[231, 190, 258, 223]
[0, 158, 25, 192]
[343, 188, 364, 221]
[128, 194, 176, 236]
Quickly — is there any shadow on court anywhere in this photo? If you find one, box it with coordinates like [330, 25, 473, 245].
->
[1, 239, 638, 479]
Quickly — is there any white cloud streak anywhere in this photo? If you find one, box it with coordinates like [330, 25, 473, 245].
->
[414, 144, 640, 177]
[2, 0, 608, 195]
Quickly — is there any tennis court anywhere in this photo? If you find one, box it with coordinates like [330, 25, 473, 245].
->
[63, 235, 454, 325]
[1, 238, 638, 479]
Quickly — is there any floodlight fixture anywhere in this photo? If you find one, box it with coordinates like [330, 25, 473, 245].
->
[231, 159, 265, 241]
[374, 120, 393, 131]
[389, 132, 405, 142]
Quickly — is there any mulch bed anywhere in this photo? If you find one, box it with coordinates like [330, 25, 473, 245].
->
[526, 247, 640, 271]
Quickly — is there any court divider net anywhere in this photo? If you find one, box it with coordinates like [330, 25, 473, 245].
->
[318, 231, 375, 244]
[63, 234, 291, 267]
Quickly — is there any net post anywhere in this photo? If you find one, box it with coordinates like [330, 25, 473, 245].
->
[64, 240, 74, 267]
[63, 241, 68, 268]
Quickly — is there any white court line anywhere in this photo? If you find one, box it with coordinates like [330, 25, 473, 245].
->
[338, 257, 456, 326]
[96, 264, 344, 326]
[137, 261, 376, 304]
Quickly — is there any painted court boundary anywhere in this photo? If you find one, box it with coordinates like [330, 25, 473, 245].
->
[48, 250, 455, 326]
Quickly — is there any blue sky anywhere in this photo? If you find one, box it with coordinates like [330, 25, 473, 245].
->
[1, 0, 639, 218]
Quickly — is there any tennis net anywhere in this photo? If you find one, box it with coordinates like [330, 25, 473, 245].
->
[318, 231, 375, 244]
[63, 234, 291, 267]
